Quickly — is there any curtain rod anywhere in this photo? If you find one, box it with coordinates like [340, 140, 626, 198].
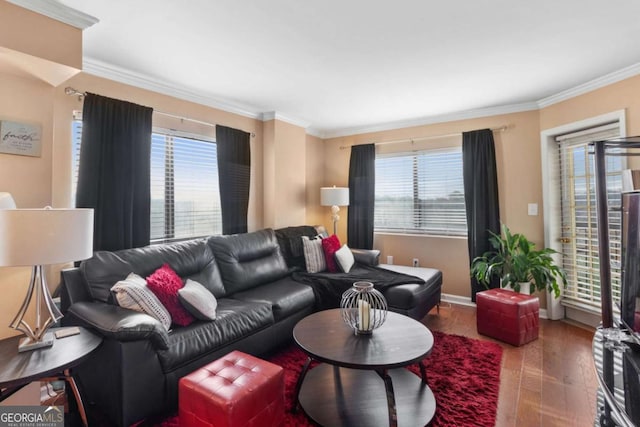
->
[338, 125, 509, 150]
[64, 87, 255, 138]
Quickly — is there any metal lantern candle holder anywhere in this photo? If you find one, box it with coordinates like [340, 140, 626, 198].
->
[340, 281, 388, 335]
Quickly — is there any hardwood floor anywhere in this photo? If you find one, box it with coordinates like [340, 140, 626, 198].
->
[422, 303, 597, 427]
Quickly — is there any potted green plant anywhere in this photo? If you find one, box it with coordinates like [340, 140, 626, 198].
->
[470, 224, 567, 298]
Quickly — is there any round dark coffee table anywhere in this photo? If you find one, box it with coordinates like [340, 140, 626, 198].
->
[293, 309, 436, 427]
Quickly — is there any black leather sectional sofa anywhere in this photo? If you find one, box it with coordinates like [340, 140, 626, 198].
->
[60, 227, 442, 426]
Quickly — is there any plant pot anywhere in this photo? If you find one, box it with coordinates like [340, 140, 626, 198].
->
[502, 281, 532, 295]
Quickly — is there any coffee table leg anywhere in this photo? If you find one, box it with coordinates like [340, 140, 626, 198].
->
[293, 357, 312, 413]
[376, 369, 398, 427]
[418, 360, 428, 384]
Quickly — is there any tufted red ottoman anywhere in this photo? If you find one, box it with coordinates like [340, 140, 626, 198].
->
[179, 350, 284, 427]
[476, 288, 539, 346]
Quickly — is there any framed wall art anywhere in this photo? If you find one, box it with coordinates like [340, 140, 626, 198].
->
[0, 120, 42, 157]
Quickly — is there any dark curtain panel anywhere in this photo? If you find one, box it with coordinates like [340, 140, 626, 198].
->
[76, 93, 153, 251]
[216, 125, 251, 235]
[463, 128, 501, 301]
[347, 144, 375, 249]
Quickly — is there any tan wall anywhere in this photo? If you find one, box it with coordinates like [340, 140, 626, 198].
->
[262, 119, 307, 228]
[305, 134, 325, 228]
[0, 1, 82, 69]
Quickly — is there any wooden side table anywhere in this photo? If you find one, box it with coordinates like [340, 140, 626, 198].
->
[0, 327, 102, 427]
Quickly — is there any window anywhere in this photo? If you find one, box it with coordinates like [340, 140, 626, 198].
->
[150, 131, 222, 242]
[558, 123, 622, 311]
[374, 148, 467, 236]
[72, 119, 222, 243]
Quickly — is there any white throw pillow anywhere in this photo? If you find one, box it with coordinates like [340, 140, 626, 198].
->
[334, 244, 355, 273]
[302, 235, 326, 273]
[111, 273, 172, 330]
[178, 279, 218, 321]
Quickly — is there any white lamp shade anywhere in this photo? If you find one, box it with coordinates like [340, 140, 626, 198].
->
[320, 187, 349, 207]
[0, 192, 16, 209]
[0, 208, 94, 266]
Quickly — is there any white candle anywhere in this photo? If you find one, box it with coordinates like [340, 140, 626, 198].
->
[358, 299, 371, 331]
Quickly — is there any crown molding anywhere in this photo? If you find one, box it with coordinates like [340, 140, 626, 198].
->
[82, 57, 262, 120]
[7, 0, 98, 29]
[318, 101, 539, 139]
[261, 111, 311, 129]
[537, 61, 640, 108]
[305, 128, 324, 138]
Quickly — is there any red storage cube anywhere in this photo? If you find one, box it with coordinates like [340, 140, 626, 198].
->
[179, 350, 284, 427]
[476, 288, 539, 346]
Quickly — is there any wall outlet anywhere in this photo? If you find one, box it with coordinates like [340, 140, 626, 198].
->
[386, 255, 394, 265]
[412, 258, 419, 267]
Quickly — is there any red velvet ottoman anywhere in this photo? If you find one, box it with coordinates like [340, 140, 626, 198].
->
[179, 350, 285, 427]
[476, 288, 539, 346]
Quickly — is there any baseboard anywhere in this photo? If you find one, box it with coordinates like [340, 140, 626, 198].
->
[441, 293, 474, 307]
[441, 293, 549, 319]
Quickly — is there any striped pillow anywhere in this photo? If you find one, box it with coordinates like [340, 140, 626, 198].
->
[302, 235, 327, 273]
[111, 273, 172, 330]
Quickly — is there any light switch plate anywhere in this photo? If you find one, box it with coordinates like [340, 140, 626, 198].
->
[528, 203, 538, 216]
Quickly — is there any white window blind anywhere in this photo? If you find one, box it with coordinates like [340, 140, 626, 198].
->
[374, 148, 467, 236]
[72, 120, 222, 243]
[71, 111, 82, 202]
[557, 123, 622, 311]
[150, 131, 222, 242]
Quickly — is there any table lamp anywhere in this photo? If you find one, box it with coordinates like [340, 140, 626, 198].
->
[0, 199, 93, 352]
[320, 186, 349, 235]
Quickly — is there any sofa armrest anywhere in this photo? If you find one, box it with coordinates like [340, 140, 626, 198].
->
[67, 301, 169, 350]
[351, 248, 381, 266]
[60, 267, 93, 313]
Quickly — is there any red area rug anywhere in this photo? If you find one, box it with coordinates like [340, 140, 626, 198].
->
[135, 331, 502, 427]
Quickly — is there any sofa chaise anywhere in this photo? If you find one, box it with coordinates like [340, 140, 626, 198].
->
[60, 226, 442, 426]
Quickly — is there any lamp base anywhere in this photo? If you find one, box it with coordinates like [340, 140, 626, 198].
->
[10, 265, 63, 353]
[18, 331, 55, 352]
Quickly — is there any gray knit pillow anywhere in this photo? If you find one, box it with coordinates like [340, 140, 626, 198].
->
[302, 235, 326, 273]
[111, 273, 172, 330]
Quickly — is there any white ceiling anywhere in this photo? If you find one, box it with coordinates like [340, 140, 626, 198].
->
[54, 0, 640, 137]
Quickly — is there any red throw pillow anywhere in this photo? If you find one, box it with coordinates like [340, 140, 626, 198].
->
[322, 234, 342, 273]
[146, 264, 195, 327]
